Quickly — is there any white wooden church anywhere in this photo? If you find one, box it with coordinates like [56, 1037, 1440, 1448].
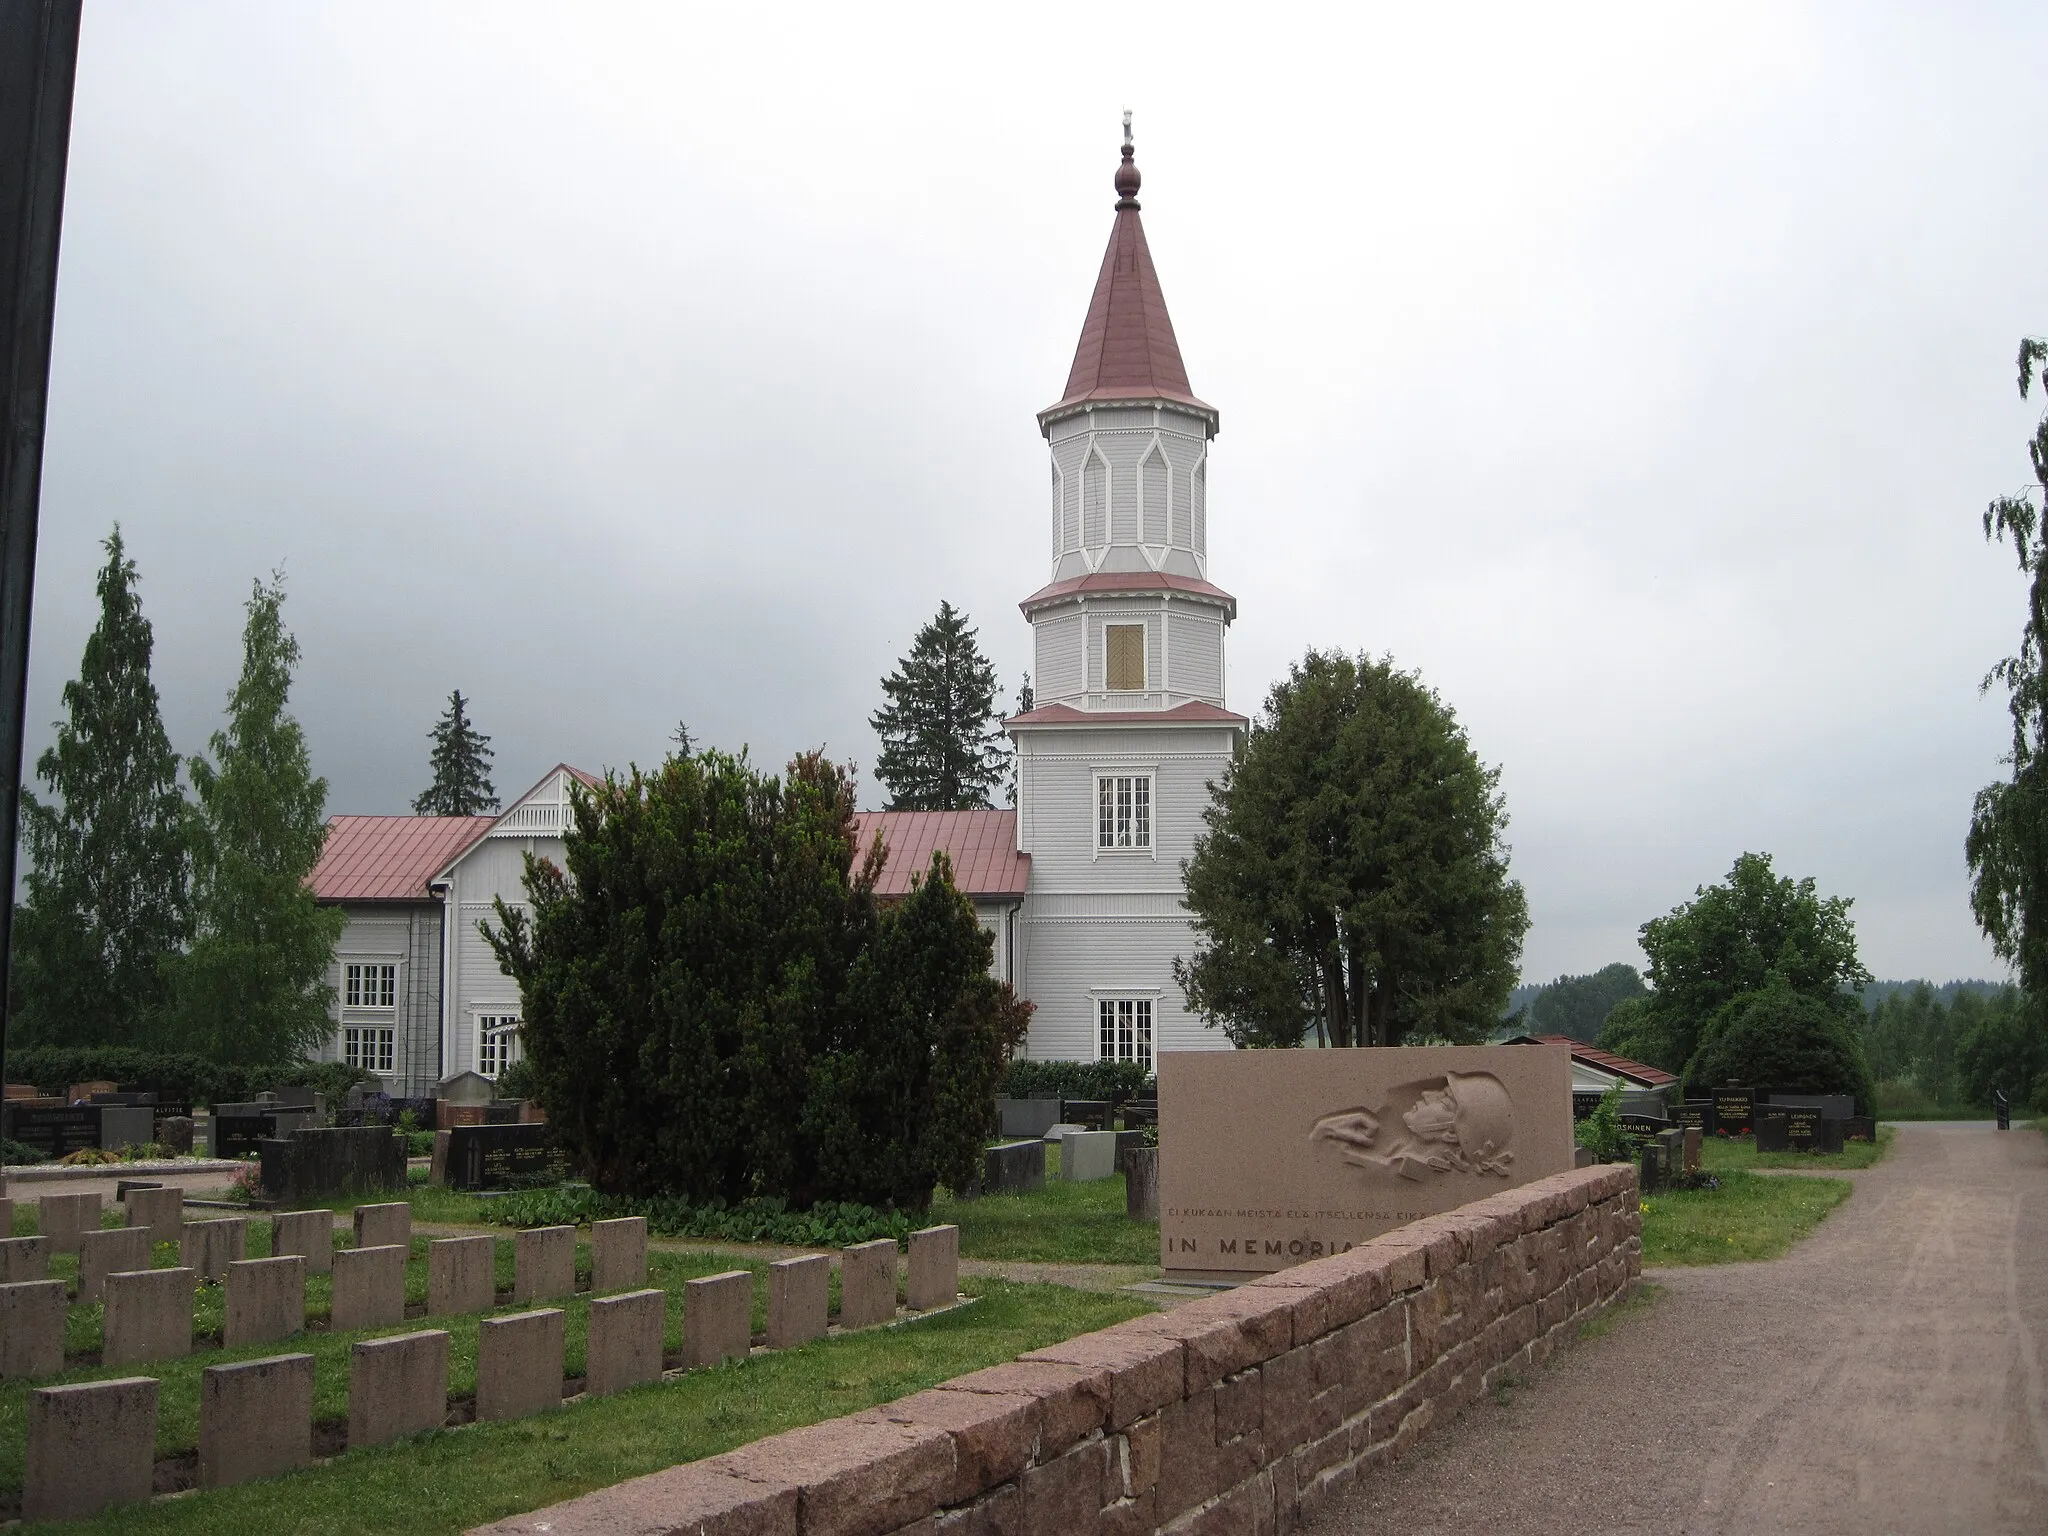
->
[310, 126, 1245, 1096]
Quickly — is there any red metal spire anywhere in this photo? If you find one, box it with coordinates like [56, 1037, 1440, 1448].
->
[1042, 114, 1215, 426]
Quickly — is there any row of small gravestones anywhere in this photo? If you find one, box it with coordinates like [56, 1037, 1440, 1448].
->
[1, 1187, 965, 1523]
[1586, 1088, 1877, 1155]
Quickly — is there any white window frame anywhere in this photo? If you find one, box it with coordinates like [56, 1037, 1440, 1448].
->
[1094, 771, 1154, 854]
[344, 960, 397, 1011]
[1096, 996, 1155, 1072]
[475, 1013, 523, 1080]
[344, 1024, 396, 1075]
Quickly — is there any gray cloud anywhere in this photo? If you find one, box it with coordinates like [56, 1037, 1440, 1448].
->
[26, 1, 2047, 985]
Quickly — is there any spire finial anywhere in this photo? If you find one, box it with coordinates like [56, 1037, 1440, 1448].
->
[1115, 110, 1141, 209]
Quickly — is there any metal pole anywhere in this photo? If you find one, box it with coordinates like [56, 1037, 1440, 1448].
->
[0, 0, 85, 1116]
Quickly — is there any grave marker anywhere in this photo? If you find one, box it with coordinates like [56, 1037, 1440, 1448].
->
[446, 1123, 568, 1190]
[514, 1224, 576, 1303]
[838, 1239, 896, 1329]
[0, 1234, 49, 1283]
[200, 1353, 314, 1488]
[23, 1378, 157, 1522]
[125, 1186, 183, 1248]
[181, 1216, 246, 1281]
[76, 1227, 151, 1304]
[429, 1235, 496, 1317]
[591, 1216, 646, 1294]
[0, 1279, 64, 1379]
[477, 1308, 564, 1420]
[1059, 1129, 1118, 1182]
[907, 1225, 959, 1311]
[271, 1209, 334, 1275]
[983, 1139, 1045, 1194]
[38, 1190, 100, 1254]
[350, 1330, 449, 1448]
[103, 1266, 198, 1365]
[332, 1244, 407, 1331]
[1755, 1106, 1791, 1153]
[767, 1254, 827, 1349]
[1711, 1088, 1755, 1137]
[684, 1271, 751, 1367]
[224, 1255, 305, 1348]
[587, 1289, 664, 1396]
[353, 1202, 411, 1252]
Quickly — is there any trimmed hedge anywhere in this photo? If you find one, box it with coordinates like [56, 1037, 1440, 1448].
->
[477, 1187, 914, 1248]
[996, 1058, 1154, 1105]
[3, 1047, 368, 1109]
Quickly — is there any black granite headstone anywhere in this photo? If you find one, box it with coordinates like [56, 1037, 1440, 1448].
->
[446, 1123, 569, 1190]
[1620, 1112, 1672, 1141]
[983, 1139, 1046, 1194]
[258, 1127, 407, 1203]
[1060, 1099, 1111, 1131]
[1675, 1101, 1718, 1136]
[1784, 1106, 1823, 1152]
[1817, 1116, 1846, 1154]
[1712, 1088, 1755, 1137]
[1844, 1115, 1877, 1142]
[1, 1104, 101, 1157]
[1754, 1106, 1791, 1152]
[1572, 1091, 1604, 1121]
[213, 1113, 277, 1160]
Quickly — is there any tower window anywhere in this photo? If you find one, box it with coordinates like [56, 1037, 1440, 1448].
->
[1106, 624, 1146, 691]
[1097, 773, 1152, 850]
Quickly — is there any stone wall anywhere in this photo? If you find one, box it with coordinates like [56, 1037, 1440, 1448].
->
[474, 1162, 1639, 1536]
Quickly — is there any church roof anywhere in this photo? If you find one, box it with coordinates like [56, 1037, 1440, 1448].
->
[1019, 569, 1237, 620]
[312, 815, 495, 902]
[851, 809, 1030, 899]
[1507, 1034, 1679, 1089]
[1041, 124, 1215, 428]
[1005, 700, 1247, 729]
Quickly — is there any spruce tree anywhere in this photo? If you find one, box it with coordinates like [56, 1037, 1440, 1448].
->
[13, 528, 189, 1047]
[870, 601, 1006, 810]
[414, 690, 498, 815]
[171, 574, 344, 1063]
[1006, 673, 1033, 807]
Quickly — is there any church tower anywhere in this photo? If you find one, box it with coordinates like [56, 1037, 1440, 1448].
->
[1008, 118, 1246, 1066]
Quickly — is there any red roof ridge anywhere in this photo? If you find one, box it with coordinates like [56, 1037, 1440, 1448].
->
[1514, 1033, 1679, 1087]
[311, 814, 496, 903]
[851, 809, 1029, 900]
[1019, 570, 1236, 620]
[1005, 700, 1247, 729]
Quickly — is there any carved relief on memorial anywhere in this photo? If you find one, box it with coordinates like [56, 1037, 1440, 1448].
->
[1310, 1071, 1516, 1182]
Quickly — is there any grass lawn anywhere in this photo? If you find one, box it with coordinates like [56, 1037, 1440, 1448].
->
[13, 1277, 1150, 1535]
[932, 1147, 1157, 1266]
[1639, 1170, 1852, 1265]
[1698, 1125, 1895, 1172]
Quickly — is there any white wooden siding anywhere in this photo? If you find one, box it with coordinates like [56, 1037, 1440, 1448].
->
[1167, 612, 1224, 701]
[1035, 613, 1084, 702]
[320, 904, 445, 1096]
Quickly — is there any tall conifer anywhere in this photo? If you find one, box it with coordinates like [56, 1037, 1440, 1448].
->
[870, 601, 1006, 810]
[171, 574, 343, 1062]
[414, 690, 498, 815]
[13, 528, 189, 1046]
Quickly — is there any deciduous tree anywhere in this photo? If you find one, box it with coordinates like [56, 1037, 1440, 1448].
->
[13, 529, 188, 1046]
[171, 575, 343, 1062]
[871, 601, 1006, 811]
[1177, 650, 1528, 1047]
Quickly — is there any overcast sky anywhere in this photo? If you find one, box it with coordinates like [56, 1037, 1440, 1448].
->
[27, 2, 2048, 987]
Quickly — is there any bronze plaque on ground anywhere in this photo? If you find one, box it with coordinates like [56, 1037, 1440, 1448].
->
[1157, 1044, 1574, 1280]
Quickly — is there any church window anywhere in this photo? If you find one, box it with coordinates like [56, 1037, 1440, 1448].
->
[1098, 998, 1153, 1070]
[344, 1025, 395, 1074]
[1097, 773, 1152, 850]
[345, 962, 396, 1009]
[1106, 624, 1146, 691]
[476, 1014, 522, 1079]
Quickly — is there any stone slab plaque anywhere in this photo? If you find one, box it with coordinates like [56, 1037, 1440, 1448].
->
[1675, 1101, 1717, 1137]
[1156, 1044, 1573, 1280]
[1783, 1106, 1823, 1152]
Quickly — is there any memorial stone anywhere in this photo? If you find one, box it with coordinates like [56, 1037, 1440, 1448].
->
[156, 1115, 194, 1155]
[586, 1288, 664, 1396]
[224, 1255, 305, 1347]
[1818, 1115, 1847, 1155]
[907, 1224, 959, 1311]
[514, 1225, 576, 1302]
[1711, 1088, 1756, 1137]
[353, 1202, 411, 1252]
[260, 1126, 406, 1203]
[1846, 1115, 1878, 1143]
[1675, 1101, 1718, 1137]
[76, 1227, 152, 1304]
[1784, 1106, 1823, 1152]
[1060, 1099, 1111, 1131]
[38, 1190, 101, 1254]
[1059, 1128, 1118, 1182]
[271, 1209, 334, 1274]
[181, 1217, 247, 1281]
[211, 1114, 276, 1160]
[200, 1353, 314, 1488]
[331, 1244, 407, 1331]
[1683, 1126, 1703, 1173]
[477, 1308, 564, 1420]
[103, 1267, 198, 1365]
[838, 1239, 896, 1329]
[2, 1105, 100, 1160]
[1125, 1144, 1160, 1219]
[983, 1139, 1045, 1194]
[429, 1235, 496, 1317]
[1755, 1106, 1791, 1153]
[0, 1279, 64, 1379]
[994, 1097, 1063, 1139]
[98, 1105, 155, 1151]
[684, 1270, 752, 1367]
[446, 1123, 568, 1189]
[591, 1217, 646, 1294]
[23, 1377, 157, 1522]
[125, 1186, 183, 1248]
[767, 1254, 828, 1349]
[349, 1330, 450, 1448]
[0, 1234, 49, 1283]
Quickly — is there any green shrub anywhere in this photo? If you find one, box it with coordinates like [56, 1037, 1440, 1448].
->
[478, 1187, 914, 1248]
[1, 1138, 46, 1165]
[1573, 1081, 1634, 1162]
[486, 752, 1030, 1212]
[1874, 1077, 1935, 1116]
[1684, 981, 1876, 1114]
[4, 1046, 369, 1109]
[996, 1059, 1154, 1104]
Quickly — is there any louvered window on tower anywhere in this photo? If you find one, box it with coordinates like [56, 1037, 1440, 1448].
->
[1106, 624, 1145, 691]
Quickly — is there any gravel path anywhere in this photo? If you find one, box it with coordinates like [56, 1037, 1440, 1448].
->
[1299, 1121, 2048, 1536]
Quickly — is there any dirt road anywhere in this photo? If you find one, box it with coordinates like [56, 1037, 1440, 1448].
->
[1302, 1122, 2048, 1536]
